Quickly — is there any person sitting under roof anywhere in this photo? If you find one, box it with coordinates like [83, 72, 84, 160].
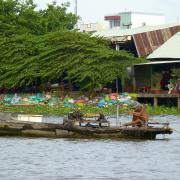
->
[123, 101, 148, 127]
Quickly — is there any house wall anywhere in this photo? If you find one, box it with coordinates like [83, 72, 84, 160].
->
[105, 12, 165, 30]
[131, 13, 165, 28]
[79, 22, 108, 33]
[119, 12, 131, 29]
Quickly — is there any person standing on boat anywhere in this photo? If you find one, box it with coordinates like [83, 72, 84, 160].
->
[123, 102, 148, 127]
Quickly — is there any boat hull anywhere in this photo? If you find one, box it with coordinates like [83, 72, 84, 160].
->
[0, 120, 173, 140]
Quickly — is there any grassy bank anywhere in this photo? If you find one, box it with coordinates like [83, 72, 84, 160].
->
[0, 104, 180, 116]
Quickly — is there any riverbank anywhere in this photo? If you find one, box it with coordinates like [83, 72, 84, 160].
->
[0, 104, 180, 116]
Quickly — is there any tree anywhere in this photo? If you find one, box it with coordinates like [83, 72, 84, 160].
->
[41, 1, 78, 32]
[0, 0, 78, 36]
[0, 1, 146, 91]
[0, 31, 146, 90]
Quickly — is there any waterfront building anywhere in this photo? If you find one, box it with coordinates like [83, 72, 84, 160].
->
[131, 32, 180, 107]
[104, 11, 165, 29]
[79, 11, 165, 34]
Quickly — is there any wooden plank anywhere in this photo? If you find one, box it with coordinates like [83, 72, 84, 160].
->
[178, 98, 180, 109]
[137, 93, 180, 98]
[153, 97, 158, 107]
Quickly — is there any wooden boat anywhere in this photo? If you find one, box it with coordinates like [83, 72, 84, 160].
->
[0, 112, 173, 140]
[62, 112, 173, 140]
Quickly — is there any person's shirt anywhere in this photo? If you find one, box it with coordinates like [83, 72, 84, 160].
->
[133, 107, 148, 121]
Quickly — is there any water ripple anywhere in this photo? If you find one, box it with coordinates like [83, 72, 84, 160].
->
[0, 115, 180, 179]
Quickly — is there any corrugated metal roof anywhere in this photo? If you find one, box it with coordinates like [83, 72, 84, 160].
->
[135, 60, 180, 66]
[132, 26, 180, 57]
[147, 32, 180, 59]
[93, 24, 180, 38]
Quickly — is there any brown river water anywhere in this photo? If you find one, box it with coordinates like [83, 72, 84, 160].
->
[0, 115, 180, 180]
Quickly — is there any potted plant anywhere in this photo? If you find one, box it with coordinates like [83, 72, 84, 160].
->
[171, 68, 180, 94]
[151, 73, 162, 94]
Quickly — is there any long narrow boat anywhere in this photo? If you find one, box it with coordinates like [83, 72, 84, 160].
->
[0, 112, 173, 140]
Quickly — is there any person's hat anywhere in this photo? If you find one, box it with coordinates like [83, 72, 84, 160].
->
[130, 101, 142, 109]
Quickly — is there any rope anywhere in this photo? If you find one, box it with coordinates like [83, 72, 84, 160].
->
[171, 128, 180, 134]
[148, 119, 180, 134]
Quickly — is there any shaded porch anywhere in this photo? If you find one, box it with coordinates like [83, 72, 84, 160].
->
[133, 61, 180, 94]
[129, 61, 180, 108]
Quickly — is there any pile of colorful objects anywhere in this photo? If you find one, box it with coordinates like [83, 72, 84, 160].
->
[2, 93, 60, 106]
[1, 92, 136, 108]
[63, 92, 134, 108]
[97, 92, 133, 108]
[63, 96, 89, 108]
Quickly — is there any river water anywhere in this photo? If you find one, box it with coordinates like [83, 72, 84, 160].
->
[0, 115, 180, 180]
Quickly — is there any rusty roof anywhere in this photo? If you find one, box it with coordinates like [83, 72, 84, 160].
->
[133, 26, 180, 57]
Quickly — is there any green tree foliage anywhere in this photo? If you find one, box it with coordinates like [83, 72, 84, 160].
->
[0, 0, 78, 35]
[0, 31, 145, 90]
[0, 0, 146, 91]
[42, 1, 78, 32]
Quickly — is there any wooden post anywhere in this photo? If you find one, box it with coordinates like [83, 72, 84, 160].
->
[115, 43, 119, 51]
[116, 78, 119, 93]
[178, 98, 180, 109]
[75, 0, 77, 16]
[68, 79, 72, 91]
[132, 77, 136, 92]
[121, 77, 125, 92]
[154, 97, 158, 107]
[116, 104, 119, 127]
[150, 65, 153, 90]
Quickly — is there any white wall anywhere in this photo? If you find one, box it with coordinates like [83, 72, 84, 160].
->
[79, 21, 109, 33]
[131, 13, 165, 28]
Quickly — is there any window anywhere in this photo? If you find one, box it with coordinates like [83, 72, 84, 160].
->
[114, 20, 120, 27]
[110, 20, 120, 28]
